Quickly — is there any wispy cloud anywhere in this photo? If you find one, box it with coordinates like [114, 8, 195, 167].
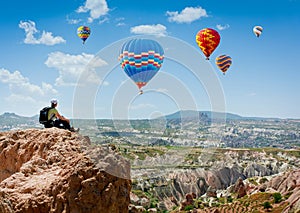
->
[45, 51, 107, 86]
[156, 88, 169, 93]
[0, 68, 58, 105]
[166, 6, 208, 24]
[66, 16, 82, 24]
[19, 20, 66, 45]
[76, 0, 109, 23]
[216, 24, 230, 30]
[130, 103, 156, 110]
[130, 24, 167, 36]
[115, 17, 125, 27]
[248, 92, 257, 97]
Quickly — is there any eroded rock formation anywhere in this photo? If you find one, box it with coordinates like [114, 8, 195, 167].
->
[0, 128, 131, 213]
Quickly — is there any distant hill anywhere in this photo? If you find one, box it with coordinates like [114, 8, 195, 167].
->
[0, 112, 38, 126]
[162, 110, 280, 121]
[0, 111, 281, 125]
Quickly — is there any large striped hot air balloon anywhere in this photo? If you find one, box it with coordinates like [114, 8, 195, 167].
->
[77, 26, 91, 44]
[196, 28, 220, 60]
[215, 55, 232, 75]
[119, 38, 164, 94]
[253, 26, 263, 37]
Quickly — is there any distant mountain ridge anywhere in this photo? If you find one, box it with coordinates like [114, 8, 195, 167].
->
[161, 110, 281, 121]
[0, 110, 282, 123]
[0, 112, 38, 126]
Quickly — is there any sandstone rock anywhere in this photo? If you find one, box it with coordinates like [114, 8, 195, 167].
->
[179, 193, 195, 210]
[264, 169, 300, 213]
[148, 208, 157, 213]
[130, 191, 140, 205]
[0, 128, 131, 213]
[232, 177, 246, 198]
[128, 204, 145, 213]
[206, 186, 217, 198]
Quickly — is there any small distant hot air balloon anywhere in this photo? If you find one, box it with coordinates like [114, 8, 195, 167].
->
[119, 38, 164, 94]
[253, 26, 263, 37]
[196, 28, 220, 60]
[77, 26, 91, 44]
[215, 55, 232, 75]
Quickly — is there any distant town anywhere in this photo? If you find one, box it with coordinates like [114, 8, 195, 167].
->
[1, 110, 299, 149]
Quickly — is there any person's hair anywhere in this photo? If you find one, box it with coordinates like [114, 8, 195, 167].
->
[51, 103, 57, 108]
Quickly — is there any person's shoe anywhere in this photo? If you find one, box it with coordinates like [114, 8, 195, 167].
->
[70, 127, 80, 132]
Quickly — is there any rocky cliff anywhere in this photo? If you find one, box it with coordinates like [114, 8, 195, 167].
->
[0, 128, 131, 213]
[169, 169, 300, 213]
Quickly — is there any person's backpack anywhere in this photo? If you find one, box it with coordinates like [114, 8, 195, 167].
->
[39, 107, 52, 124]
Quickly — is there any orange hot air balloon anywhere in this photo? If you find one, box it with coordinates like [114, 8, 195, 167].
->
[215, 54, 232, 75]
[196, 28, 220, 60]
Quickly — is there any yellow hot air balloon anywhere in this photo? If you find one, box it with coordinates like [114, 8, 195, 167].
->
[77, 26, 91, 44]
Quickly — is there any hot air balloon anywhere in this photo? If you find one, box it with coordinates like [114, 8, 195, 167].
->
[119, 38, 164, 94]
[253, 26, 263, 37]
[196, 28, 220, 60]
[215, 55, 232, 75]
[77, 26, 91, 44]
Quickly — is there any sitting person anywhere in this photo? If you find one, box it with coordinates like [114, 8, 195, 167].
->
[47, 99, 79, 132]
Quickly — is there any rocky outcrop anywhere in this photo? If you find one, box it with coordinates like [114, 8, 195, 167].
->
[263, 169, 300, 213]
[0, 128, 131, 213]
[232, 177, 246, 198]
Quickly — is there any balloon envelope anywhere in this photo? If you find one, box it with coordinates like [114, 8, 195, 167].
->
[77, 26, 91, 44]
[119, 38, 164, 91]
[253, 26, 263, 37]
[215, 55, 232, 74]
[196, 28, 220, 60]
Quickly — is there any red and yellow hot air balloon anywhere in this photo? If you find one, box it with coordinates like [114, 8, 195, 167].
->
[196, 28, 220, 60]
[215, 55, 232, 75]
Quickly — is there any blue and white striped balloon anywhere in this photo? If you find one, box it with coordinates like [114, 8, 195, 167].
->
[119, 38, 164, 93]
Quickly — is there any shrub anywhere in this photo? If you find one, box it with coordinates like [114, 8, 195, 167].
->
[273, 192, 282, 203]
[227, 196, 233, 203]
[263, 201, 272, 210]
[184, 205, 194, 211]
[259, 177, 268, 184]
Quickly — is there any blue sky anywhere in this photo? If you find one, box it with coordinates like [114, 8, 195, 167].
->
[0, 0, 299, 119]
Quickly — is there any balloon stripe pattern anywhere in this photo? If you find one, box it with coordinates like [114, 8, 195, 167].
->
[119, 39, 164, 90]
[77, 26, 91, 44]
[196, 28, 220, 60]
[216, 55, 232, 74]
[253, 26, 263, 37]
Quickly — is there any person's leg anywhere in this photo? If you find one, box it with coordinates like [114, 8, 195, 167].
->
[54, 119, 68, 129]
[54, 119, 77, 132]
[60, 120, 71, 130]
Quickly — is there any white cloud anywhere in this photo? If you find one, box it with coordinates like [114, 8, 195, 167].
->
[116, 22, 125, 27]
[216, 24, 230, 30]
[0, 68, 58, 105]
[76, 0, 109, 23]
[130, 103, 156, 110]
[156, 88, 169, 93]
[166, 6, 208, 23]
[45, 51, 107, 86]
[115, 17, 125, 27]
[130, 24, 167, 37]
[98, 17, 109, 24]
[248, 92, 257, 97]
[66, 16, 82, 24]
[19, 20, 66, 45]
